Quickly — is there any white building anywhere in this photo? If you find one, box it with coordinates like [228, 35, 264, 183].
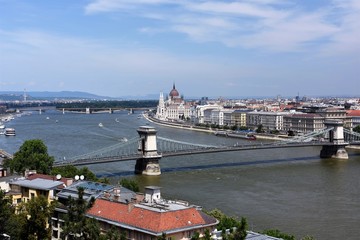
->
[156, 84, 192, 121]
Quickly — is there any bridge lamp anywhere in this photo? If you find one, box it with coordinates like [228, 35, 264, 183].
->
[56, 174, 62, 180]
[75, 175, 79, 181]
[80, 175, 85, 180]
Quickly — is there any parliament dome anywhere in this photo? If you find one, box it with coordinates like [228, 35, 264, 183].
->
[169, 84, 179, 98]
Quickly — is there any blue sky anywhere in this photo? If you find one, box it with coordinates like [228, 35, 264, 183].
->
[0, 0, 359, 98]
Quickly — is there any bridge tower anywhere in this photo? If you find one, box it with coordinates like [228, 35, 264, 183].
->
[320, 120, 348, 159]
[135, 126, 162, 175]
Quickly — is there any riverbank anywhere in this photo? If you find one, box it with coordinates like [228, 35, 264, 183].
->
[144, 114, 215, 134]
[144, 114, 286, 141]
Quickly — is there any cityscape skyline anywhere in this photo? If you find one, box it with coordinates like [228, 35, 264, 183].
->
[0, 0, 359, 98]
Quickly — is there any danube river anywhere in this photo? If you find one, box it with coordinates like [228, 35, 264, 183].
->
[2, 110, 360, 240]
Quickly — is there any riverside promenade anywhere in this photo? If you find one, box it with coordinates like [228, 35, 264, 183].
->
[144, 114, 285, 141]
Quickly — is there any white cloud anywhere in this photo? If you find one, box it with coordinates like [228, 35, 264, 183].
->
[0, 28, 253, 96]
[84, 0, 360, 55]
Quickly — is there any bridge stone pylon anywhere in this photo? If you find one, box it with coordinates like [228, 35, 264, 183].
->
[320, 120, 348, 159]
[135, 126, 162, 175]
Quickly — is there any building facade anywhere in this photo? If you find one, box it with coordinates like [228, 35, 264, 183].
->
[156, 84, 192, 121]
[247, 111, 292, 131]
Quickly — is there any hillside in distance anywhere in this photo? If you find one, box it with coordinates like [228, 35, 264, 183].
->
[0, 91, 113, 100]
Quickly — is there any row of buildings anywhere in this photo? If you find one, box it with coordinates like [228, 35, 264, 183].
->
[155, 84, 360, 133]
[0, 171, 281, 240]
[1, 171, 218, 240]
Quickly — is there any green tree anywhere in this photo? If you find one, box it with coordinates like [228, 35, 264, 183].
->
[190, 232, 200, 240]
[19, 195, 56, 240]
[262, 229, 295, 240]
[119, 178, 140, 192]
[205, 209, 239, 231]
[221, 229, 228, 240]
[232, 217, 247, 240]
[301, 236, 316, 240]
[157, 232, 167, 240]
[0, 190, 15, 236]
[353, 125, 360, 133]
[256, 124, 264, 133]
[203, 229, 211, 240]
[4, 139, 54, 175]
[51, 165, 106, 183]
[62, 187, 98, 240]
[103, 226, 125, 240]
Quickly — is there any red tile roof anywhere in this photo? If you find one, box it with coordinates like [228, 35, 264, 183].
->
[87, 199, 216, 234]
[347, 110, 360, 117]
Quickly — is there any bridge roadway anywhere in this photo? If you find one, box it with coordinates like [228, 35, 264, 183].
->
[53, 141, 358, 167]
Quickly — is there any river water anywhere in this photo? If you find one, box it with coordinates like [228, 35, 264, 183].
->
[1, 111, 360, 240]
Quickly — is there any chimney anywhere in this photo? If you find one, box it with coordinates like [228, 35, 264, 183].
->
[113, 188, 121, 201]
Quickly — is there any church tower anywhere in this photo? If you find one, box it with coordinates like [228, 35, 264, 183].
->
[156, 92, 166, 120]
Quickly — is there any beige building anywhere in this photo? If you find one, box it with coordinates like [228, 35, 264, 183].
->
[247, 111, 292, 131]
[283, 113, 324, 133]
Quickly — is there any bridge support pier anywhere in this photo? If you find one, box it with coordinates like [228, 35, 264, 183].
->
[135, 126, 162, 175]
[320, 144, 348, 159]
[320, 120, 348, 159]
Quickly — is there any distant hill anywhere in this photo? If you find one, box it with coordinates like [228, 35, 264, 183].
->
[0, 91, 114, 100]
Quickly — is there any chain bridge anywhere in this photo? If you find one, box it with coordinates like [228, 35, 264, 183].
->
[52, 120, 360, 175]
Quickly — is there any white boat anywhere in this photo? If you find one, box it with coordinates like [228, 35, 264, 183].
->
[0, 123, 5, 130]
[4, 128, 16, 136]
[98, 123, 103, 127]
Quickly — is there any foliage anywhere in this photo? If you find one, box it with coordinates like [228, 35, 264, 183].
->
[270, 129, 280, 134]
[1, 191, 56, 240]
[51, 165, 106, 183]
[0, 190, 14, 235]
[232, 217, 247, 240]
[353, 125, 360, 133]
[119, 178, 140, 192]
[62, 187, 98, 240]
[204, 209, 247, 240]
[102, 226, 126, 240]
[203, 229, 211, 240]
[262, 229, 295, 240]
[4, 212, 27, 240]
[205, 209, 239, 231]
[19, 195, 56, 240]
[301, 236, 316, 240]
[3, 139, 54, 175]
[256, 124, 264, 133]
[190, 232, 200, 240]
[288, 130, 296, 136]
[157, 232, 167, 240]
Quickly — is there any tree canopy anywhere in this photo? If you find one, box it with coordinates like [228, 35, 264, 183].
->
[353, 125, 360, 133]
[63, 187, 98, 240]
[3, 139, 54, 175]
[119, 178, 140, 192]
[0, 190, 14, 236]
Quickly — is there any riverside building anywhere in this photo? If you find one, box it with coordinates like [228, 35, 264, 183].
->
[156, 84, 192, 121]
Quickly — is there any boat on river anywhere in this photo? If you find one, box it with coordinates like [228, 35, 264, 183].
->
[99, 123, 103, 127]
[4, 128, 16, 136]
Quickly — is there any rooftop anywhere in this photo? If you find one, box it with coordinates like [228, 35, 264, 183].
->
[10, 178, 64, 190]
[87, 198, 218, 235]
